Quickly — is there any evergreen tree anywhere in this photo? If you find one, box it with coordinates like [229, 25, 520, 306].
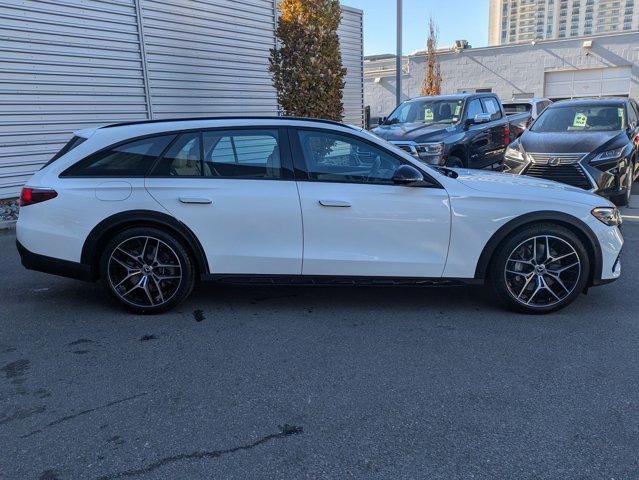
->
[269, 0, 347, 121]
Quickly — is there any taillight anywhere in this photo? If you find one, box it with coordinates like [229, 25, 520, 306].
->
[20, 188, 57, 207]
[504, 126, 510, 146]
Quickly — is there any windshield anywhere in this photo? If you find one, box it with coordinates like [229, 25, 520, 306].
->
[385, 99, 463, 126]
[531, 105, 626, 133]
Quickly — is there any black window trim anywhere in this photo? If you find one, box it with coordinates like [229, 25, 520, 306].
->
[61, 126, 295, 181]
[288, 126, 443, 189]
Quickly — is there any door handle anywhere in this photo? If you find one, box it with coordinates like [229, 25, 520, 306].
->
[179, 197, 212, 204]
[319, 200, 351, 207]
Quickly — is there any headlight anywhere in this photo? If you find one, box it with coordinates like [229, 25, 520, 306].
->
[414, 142, 444, 155]
[591, 207, 622, 227]
[504, 144, 524, 162]
[591, 147, 626, 163]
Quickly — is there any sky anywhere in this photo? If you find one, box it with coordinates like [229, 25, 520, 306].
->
[340, 0, 490, 56]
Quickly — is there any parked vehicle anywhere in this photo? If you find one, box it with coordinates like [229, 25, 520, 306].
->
[371, 93, 530, 169]
[17, 117, 622, 314]
[503, 98, 553, 121]
[503, 98, 639, 206]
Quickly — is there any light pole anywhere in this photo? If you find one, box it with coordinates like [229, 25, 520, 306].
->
[396, 0, 402, 107]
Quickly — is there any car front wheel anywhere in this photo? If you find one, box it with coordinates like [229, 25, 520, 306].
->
[489, 223, 590, 313]
[610, 166, 633, 207]
[100, 227, 195, 314]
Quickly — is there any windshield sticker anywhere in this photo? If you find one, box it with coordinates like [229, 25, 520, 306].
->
[424, 109, 434, 121]
[573, 112, 587, 128]
[454, 105, 462, 116]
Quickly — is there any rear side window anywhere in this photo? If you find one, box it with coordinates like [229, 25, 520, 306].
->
[64, 134, 175, 177]
[43, 136, 87, 168]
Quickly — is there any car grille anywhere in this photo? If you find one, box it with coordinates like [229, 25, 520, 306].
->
[527, 152, 586, 165]
[523, 163, 593, 190]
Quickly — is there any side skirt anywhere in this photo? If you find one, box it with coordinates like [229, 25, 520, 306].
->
[202, 274, 484, 287]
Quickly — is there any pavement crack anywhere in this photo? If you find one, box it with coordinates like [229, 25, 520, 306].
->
[97, 424, 303, 479]
[0, 406, 46, 426]
[46, 393, 147, 428]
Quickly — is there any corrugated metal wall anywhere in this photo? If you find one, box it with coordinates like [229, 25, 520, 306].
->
[0, 0, 364, 199]
[339, 6, 364, 127]
[0, 0, 149, 199]
[139, 0, 279, 118]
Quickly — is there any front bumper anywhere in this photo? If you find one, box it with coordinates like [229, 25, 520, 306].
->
[504, 152, 634, 198]
[16, 240, 94, 282]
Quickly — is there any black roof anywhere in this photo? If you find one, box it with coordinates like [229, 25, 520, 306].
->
[549, 97, 629, 108]
[100, 116, 356, 130]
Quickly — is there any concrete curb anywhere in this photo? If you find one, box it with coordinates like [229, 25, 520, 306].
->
[0, 220, 16, 230]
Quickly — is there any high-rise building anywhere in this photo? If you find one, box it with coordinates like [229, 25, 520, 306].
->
[488, 0, 639, 45]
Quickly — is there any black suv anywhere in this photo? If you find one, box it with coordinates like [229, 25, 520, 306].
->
[504, 98, 639, 206]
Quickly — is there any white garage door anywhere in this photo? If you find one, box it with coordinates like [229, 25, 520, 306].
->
[544, 66, 631, 100]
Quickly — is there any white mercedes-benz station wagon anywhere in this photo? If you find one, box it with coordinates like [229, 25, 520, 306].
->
[17, 117, 623, 314]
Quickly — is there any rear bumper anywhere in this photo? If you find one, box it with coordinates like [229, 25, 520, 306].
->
[16, 240, 94, 282]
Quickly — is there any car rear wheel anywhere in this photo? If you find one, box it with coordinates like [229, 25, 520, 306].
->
[489, 223, 590, 314]
[100, 227, 195, 314]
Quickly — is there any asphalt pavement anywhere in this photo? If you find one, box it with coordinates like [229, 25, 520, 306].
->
[1, 224, 638, 480]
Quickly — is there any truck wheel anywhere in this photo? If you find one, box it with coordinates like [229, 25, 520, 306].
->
[446, 156, 464, 168]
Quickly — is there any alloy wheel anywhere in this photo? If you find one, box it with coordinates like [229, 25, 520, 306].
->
[504, 235, 581, 308]
[108, 236, 182, 308]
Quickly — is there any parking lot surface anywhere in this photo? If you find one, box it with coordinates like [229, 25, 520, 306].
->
[1, 224, 638, 480]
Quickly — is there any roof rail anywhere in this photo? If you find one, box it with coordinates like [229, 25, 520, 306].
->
[100, 116, 356, 130]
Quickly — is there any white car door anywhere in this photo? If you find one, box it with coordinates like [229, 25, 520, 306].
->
[291, 128, 451, 278]
[145, 128, 303, 275]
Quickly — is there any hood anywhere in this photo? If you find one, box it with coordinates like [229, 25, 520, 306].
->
[519, 130, 624, 154]
[451, 168, 607, 207]
[372, 122, 455, 142]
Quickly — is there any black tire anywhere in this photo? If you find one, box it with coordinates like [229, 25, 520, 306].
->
[488, 223, 591, 314]
[99, 227, 195, 314]
[610, 167, 633, 207]
[446, 155, 464, 168]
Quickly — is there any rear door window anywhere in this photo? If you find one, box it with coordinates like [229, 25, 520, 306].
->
[203, 129, 282, 179]
[63, 134, 175, 177]
[481, 97, 502, 119]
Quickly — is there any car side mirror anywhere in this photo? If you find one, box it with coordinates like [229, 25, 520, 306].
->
[466, 113, 492, 127]
[392, 165, 424, 186]
[378, 116, 387, 126]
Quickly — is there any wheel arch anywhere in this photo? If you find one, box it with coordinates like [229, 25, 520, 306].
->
[81, 210, 209, 280]
[474, 211, 602, 286]
[448, 146, 468, 165]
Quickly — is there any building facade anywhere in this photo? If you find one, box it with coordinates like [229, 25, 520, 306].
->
[365, 32, 639, 121]
[0, 1, 363, 199]
[489, 0, 639, 46]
